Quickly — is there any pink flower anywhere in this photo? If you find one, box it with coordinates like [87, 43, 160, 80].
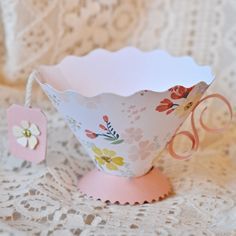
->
[156, 98, 173, 112]
[128, 140, 156, 161]
[99, 124, 107, 130]
[122, 128, 143, 144]
[169, 85, 194, 99]
[85, 129, 98, 139]
[166, 108, 175, 115]
[103, 115, 109, 123]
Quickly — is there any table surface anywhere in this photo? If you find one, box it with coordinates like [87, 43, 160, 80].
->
[0, 85, 236, 236]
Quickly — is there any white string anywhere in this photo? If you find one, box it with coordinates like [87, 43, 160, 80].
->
[24, 71, 39, 107]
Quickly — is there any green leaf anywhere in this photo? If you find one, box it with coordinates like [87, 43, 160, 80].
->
[104, 137, 115, 141]
[111, 139, 124, 145]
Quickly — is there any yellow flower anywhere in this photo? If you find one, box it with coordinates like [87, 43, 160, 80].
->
[175, 93, 202, 117]
[92, 146, 125, 170]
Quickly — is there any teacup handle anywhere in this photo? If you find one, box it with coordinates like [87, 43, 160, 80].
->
[167, 94, 233, 160]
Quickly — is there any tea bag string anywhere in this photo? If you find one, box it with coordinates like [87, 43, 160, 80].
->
[167, 94, 233, 160]
[25, 71, 39, 108]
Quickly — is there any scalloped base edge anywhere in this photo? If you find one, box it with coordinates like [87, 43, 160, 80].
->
[78, 168, 172, 205]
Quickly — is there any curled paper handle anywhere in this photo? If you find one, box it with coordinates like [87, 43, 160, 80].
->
[167, 94, 233, 160]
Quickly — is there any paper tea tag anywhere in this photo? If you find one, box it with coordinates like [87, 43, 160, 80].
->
[7, 104, 47, 164]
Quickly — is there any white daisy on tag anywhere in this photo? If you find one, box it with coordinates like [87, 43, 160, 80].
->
[13, 120, 40, 149]
[7, 104, 47, 164]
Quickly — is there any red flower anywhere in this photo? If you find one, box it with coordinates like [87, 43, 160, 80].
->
[169, 86, 194, 99]
[85, 129, 98, 139]
[166, 108, 175, 115]
[99, 124, 107, 130]
[156, 98, 173, 112]
[103, 115, 109, 123]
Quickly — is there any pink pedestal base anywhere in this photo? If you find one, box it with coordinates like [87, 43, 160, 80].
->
[78, 168, 172, 205]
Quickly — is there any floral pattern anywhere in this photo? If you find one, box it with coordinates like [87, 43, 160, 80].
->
[169, 85, 193, 99]
[155, 85, 199, 116]
[12, 120, 40, 149]
[65, 116, 81, 132]
[79, 96, 102, 109]
[128, 140, 156, 161]
[42, 81, 208, 177]
[85, 115, 124, 144]
[47, 93, 61, 107]
[121, 103, 145, 124]
[155, 98, 177, 115]
[175, 93, 203, 117]
[122, 127, 143, 144]
[92, 146, 125, 171]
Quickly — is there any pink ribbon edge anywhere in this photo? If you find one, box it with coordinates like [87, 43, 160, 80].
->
[167, 93, 233, 160]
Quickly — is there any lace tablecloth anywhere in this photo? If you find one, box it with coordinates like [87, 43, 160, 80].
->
[0, 82, 236, 235]
[0, 0, 236, 235]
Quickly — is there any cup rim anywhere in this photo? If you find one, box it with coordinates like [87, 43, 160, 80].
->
[36, 47, 215, 98]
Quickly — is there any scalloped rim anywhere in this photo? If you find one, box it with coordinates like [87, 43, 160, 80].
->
[36, 47, 215, 98]
[77, 167, 172, 205]
[37, 80, 210, 100]
[80, 188, 172, 205]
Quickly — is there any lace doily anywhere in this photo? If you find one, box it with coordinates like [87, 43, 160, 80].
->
[0, 0, 236, 235]
[0, 0, 235, 84]
[0, 85, 236, 235]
